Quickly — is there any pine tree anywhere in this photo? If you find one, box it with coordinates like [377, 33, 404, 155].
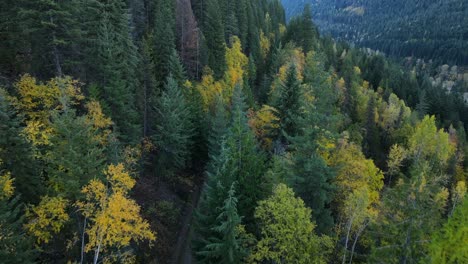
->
[208, 94, 229, 161]
[198, 183, 247, 263]
[153, 0, 176, 83]
[429, 197, 468, 263]
[225, 85, 267, 225]
[85, 0, 140, 143]
[0, 89, 42, 203]
[204, 0, 227, 79]
[152, 75, 193, 177]
[300, 4, 318, 53]
[273, 64, 303, 143]
[46, 110, 106, 199]
[0, 196, 36, 263]
[17, 0, 83, 77]
[168, 49, 187, 87]
[194, 86, 266, 261]
[288, 107, 335, 233]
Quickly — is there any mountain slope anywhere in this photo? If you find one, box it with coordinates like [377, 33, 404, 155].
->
[282, 0, 468, 64]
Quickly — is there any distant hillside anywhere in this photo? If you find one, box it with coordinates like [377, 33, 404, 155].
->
[282, 0, 468, 65]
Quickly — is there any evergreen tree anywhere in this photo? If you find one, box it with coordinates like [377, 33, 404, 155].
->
[288, 105, 335, 233]
[273, 64, 303, 143]
[152, 75, 193, 177]
[85, 0, 140, 143]
[46, 110, 106, 199]
[198, 183, 247, 263]
[429, 197, 468, 263]
[300, 4, 318, 53]
[17, 0, 83, 77]
[225, 85, 267, 225]
[168, 49, 187, 87]
[208, 94, 229, 160]
[0, 90, 41, 203]
[0, 196, 36, 263]
[195, 86, 266, 261]
[153, 0, 176, 83]
[204, 0, 227, 79]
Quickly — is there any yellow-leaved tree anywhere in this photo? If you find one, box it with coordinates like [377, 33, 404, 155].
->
[224, 36, 248, 91]
[77, 164, 155, 264]
[25, 196, 70, 244]
[13, 74, 84, 147]
[328, 137, 384, 263]
[248, 105, 279, 150]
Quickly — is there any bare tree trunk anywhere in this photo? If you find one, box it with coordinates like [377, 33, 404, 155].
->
[93, 230, 103, 264]
[349, 221, 368, 264]
[342, 217, 354, 264]
[80, 217, 87, 264]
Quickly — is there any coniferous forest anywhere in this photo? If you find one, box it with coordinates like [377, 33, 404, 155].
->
[0, 0, 467, 263]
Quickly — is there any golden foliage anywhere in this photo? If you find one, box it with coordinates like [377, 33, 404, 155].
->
[248, 105, 279, 150]
[330, 139, 384, 214]
[77, 164, 155, 253]
[13, 74, 85, 146]
[25, 196, 70, 244]
[0, 169, 14, 200]
[259, 31, 271, 60]
[225, 36, 248, 89]
[197, 68, 225, 111]
[85, 100, 113, 145]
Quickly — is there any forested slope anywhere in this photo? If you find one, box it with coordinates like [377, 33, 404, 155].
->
[0, 0, 467, 263]
[282, 0, 468, 65]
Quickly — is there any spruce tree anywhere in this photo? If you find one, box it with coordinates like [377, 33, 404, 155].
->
[46, 110, 106, 199]
[208, 94, 229, 162]
[0, 90, 41, 203]
[153, 0, 176, 83]
[0, 197, 36, 263]
[152, 75, 193, 177]
[198, 183, 247, 263]
[195, 86, 267, 261]
[85, 0, 140, 143]
[17, 0, 83, 77]
[204, 0, 227, 79]
[273, 64, 303, 143]
[288, 106, 336, 233]
[225, 85, 267, 225]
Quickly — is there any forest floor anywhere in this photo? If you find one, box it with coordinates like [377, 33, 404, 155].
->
[133, 169, 203, 264]
[171, 183, 202, 264]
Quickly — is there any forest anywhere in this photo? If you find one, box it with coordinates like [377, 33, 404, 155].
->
[0, 0, 467, 263]
[282, 0, 468, 65]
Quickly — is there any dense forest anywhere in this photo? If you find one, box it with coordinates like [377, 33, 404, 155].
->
[282, 0, 468, 65]
[0, 0, 467, 263]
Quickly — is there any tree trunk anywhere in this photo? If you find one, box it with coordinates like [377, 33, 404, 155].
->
[80, 217, 87, 264]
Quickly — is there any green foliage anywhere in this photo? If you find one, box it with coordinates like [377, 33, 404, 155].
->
[86, 0, 140, 143]
[153, 75, 193, 177]
[153, 0, 176, 83]
[0, 90, 42, 202]
[369, 166, 449, 263]
[249, 184, 331, 264]
[198, 183, 248, 263]
[46, 110, 106, 199]
[429, 197, 468, 263]
[0, 197, 36, 263]
[272, 64, 303, 142]
[203, 0, 227, 79]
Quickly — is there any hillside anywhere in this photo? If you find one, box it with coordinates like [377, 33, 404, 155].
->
[0, 0, 467, 263]
[282, 0, 468, 65]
